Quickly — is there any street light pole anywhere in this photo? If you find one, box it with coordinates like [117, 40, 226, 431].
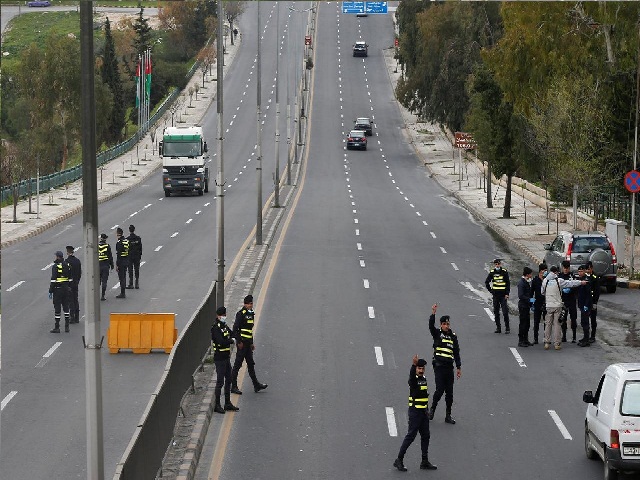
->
[274, 4, 281, 208]
[216, 1, 225, 307]
[256, 1, 263, 244]
[286, 13, 291, 186]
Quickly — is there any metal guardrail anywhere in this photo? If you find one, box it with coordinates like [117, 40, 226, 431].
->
[1, 58, 202, 205]
[113, 281, 216, 480]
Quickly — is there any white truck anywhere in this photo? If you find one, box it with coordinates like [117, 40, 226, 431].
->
[160, 126, 210, 197]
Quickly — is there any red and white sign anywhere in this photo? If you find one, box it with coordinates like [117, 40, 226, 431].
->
[454, 132, 476, 149]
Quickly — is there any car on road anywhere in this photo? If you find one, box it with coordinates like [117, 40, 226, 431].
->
[353, 41, 368, 57]
[583, 363, 640, 480]
[356, 11, 368, 17]
[346, 130, 367, 150]
[354, 117, 373, 136]
[543, 231, 618, 293]
[27, 0, 51, 6]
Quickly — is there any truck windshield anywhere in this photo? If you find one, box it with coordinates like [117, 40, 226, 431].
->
[163, 141, 201, 157]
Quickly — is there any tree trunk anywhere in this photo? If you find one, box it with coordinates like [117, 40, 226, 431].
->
[28, 179, 33, 213]
[502, 173, 513, 218]
[229, 21, 234, 45]
[486, 162, 493, 208]
[12, 185, 18, 222]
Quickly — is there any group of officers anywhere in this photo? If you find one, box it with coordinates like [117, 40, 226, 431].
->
[485, 257, 599, 349]
[48, 225, 142, 333]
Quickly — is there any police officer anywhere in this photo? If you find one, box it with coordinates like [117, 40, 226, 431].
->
[98, 233, 114, 301]
[559, 260, 578, 343]
[115, 227, 129, 299]
[485, 258, 511, 333]
[65, 245, 82, 323]
[49, 251, 72, 333]
[230, 295, 268, 395]
[393, 355, 437, 472]
[126, 224, 142, 289]
[586, 261, 600, 343]
[211, 306, 239, 414]
[531, 263, 548, 344]
[428, 304, 461, 425]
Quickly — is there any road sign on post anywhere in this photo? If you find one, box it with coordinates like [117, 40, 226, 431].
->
[624, 170, 640, 193]
[454, 132, 477, 150]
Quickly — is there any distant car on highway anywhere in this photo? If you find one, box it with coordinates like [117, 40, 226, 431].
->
[346, 130, 367, 150]
[583, 363, 640, 479]
[353, 41, 368, 57]
[354, 117, 373, 136]
[356, 11, 368, 17]
[543, 231, 617, 293]
[27, 0, 51, 6]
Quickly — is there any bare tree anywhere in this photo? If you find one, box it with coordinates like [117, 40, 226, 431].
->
[225, 2, 246, 45]
[1, 140, 25, 223]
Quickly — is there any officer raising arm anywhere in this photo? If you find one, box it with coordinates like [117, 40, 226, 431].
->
[428, 304, 461, 425]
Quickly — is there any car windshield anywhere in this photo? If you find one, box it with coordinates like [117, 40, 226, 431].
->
[621, 381, 640, 416]
[572, 237, 610, 253]
[163, 141, 202, 157]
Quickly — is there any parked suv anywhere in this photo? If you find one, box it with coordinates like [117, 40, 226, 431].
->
[354, 117, 373, 136]
[353, 41, 368, 57]
[583, 363, 640, 479]
[543, 231, 617, 293]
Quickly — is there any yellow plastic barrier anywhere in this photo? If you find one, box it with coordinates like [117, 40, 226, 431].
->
[108, 313, 178, 354]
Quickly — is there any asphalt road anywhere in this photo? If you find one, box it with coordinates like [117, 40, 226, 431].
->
[0, 3, 309, 478]
[207, 4, 627, 480]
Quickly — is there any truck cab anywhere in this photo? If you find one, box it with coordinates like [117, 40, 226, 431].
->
[160, 126, 210, 197]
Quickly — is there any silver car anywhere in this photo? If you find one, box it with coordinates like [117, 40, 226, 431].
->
[543, 231, 618, 293]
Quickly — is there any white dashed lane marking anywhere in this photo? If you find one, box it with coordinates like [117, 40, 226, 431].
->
[440, 247, 447, 254]
[451, 263, 459, 271]
[509, 347, 527, 368]
[484, 307, 494, 321]
[154, 246, 163, 252]
[363, 279, 370, 289]
[6, 281, 25, 292]
[430, 232, 437, 239]
[548, 410, 573, 440]
[385, 407, 398, 437]
[368, 306, 375, 319]
[1, 391, 17, 411]
[35, 342, 63, 368]
[171, 232, 179, 238]
[374, 346, 384, 365]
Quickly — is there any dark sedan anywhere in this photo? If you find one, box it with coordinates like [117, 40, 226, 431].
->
[346, 130, 367, 150]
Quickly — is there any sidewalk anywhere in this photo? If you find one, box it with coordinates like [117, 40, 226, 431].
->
[382, 47, 640, 290]
[0, 36, 241, 249]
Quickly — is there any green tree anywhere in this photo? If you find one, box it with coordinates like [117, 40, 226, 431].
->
[102, 17, 126, 143]
[132, 5, 153, 57]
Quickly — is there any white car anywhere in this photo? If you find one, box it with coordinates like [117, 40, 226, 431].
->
[583, 363, 640, 479]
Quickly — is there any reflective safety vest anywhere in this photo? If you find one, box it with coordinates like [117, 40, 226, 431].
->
[119, 239, 130, 257]
[433, 333, 455, 363]
[55, 263, 69, 283]
[491, 270, 507, 291]
[213, 325, 232, 353]
[238, 308, 255, 340]
[98, 243, 109, 262]
[409, 377, 429, 409]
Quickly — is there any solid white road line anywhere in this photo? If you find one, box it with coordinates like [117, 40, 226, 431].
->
[440, 247, 447, 254]
[509, 347, 527, 368]
[368, 306, 375, 319]
[451, 263, 459, 271]
[548, 410, 573, 440]
[385, 407, 398, 437]
[363, 279, 370, 289]
[6, 281, 25, 292]
[484, 307, 495, 321]
[1, 391, 17, 411]
[374, 346, 384, 365]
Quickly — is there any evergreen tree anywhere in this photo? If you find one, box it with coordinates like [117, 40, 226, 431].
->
[102, 18, 126, 143]
[132, 5, 153, 57]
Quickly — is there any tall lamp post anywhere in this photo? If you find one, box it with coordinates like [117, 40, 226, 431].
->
[256, 1, 263, 244]
[274, 4, 281, 208]
[216, 1, 225, 307]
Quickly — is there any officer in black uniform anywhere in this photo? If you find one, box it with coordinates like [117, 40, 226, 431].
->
[531, 263, 548, 344]
[65, 245, 82, 324]
[586, 261, 600, 343]
[485, 258, 511, 333]
[98, 233, 114, 301]
[211, 306, 239, 414]
[393, 355, 437, 472]
[49, 251, 72, 333]
[115, 227, 129, 299]
[230, 295, 268, 395]
[558, 260, 578, 343]
[428, 304, 462, 424]
[126, 224, 142, 289]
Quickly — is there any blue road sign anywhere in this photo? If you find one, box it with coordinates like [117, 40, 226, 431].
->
[342, 1, 365, 14]
[365, 1, 388, 14]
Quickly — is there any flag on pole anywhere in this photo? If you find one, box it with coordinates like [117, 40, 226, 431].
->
[135, 59, 141, 108]
[145, 50, 152, 103]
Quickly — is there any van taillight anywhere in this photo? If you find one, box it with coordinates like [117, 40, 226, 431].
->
[565, 242, 573, 261]
[611, 429, 620, 449]
[609, 239, 617, 264]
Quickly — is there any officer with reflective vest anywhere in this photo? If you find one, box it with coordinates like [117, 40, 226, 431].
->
[230, 295, 268, 395]
[65, 245, 82, 324]
[49, 251, 72, 333]
[98, 233, 114, 301]
[211, 306, 239, 414]
[115, 227, 129, 299]
[485, 258, 511, 333]
[393, 355, 437, 472]
[428, 304, 462, 425]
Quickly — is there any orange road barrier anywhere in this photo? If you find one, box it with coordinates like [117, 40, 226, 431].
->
[108, 313, 178, 354]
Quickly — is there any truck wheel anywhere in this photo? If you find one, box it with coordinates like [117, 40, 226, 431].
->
[164, 190, 171, 197]
[198, 189, 204, 196]
[204, 180, 209, 193]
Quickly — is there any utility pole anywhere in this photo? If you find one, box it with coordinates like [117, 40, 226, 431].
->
[256, 1, 263, 245]
[286, 13, 291, 186]
[80, 1, 104, 478]
[274, 4, 281, 207]
[216, 1, 225, 306]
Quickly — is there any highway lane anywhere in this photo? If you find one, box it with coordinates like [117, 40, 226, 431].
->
[0, 3, 310, 478]
[209, 4, 613, 479]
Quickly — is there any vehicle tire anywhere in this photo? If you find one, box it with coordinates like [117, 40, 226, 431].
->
[164, 190, 171, 197]
[585, 427, 597, 460]
[198, 189, 204, 196]
[604, 450, 618, 480]
[204, 180, 209, 193]
[589, 248, 611, 277]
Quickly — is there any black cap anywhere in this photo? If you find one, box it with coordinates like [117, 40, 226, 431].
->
[129, 225, 135, 232]
[100, 233, 108, 239]
[66, 245, 74, 253]
[55, 250, 64, 258]
[578, 264, 587, 271]
[416, 359, 428, 367]
[216, 306, 226, 316]
[493, 258, 502, 264]
[244, 295, 253, 304]
[116, 227, 123, 235]
[440, 315, 450, 324]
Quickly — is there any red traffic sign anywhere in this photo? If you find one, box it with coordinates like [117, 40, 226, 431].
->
[454, 132, 476, 149]
[394, 38, 399, 47]
[305, 35, 312, 46]
[624, 170, 640, 193]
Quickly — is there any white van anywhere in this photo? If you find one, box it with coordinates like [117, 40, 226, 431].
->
[583, 363, 640, 479]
